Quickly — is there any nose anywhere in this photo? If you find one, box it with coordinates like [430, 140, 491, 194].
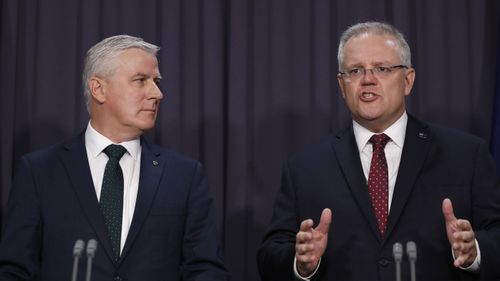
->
[361, 68, 377, 84]
[149, 82, 164, 100]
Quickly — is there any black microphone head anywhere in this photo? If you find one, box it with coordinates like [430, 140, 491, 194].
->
[393, 242, 403, 262]
[73, 240, 85, 257]
[406, 241, 417, 261]
[86, 239, 98, 257]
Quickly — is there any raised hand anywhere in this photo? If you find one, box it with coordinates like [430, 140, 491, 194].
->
[442, 198, 477, 267]
[295, 208, 332, 277]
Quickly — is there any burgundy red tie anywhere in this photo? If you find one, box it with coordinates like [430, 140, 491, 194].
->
[368, 134, 390, 237]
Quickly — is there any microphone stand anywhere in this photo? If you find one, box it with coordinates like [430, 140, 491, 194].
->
[71, 240, 85, 281]
[85, 239, 98, 281]
[406, 241, 417, 281]
[392, 242, 403, 281]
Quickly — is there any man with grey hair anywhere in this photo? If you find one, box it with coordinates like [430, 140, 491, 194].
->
[0, 35, 229, 281]
[258, 21, 500, 280]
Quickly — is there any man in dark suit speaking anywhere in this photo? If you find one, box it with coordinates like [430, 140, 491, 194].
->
[257, 22, 500, 280]
[0, 35, 228, 281]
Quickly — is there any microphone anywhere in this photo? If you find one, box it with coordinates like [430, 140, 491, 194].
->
[71, 240, 85, 281]
[406, 241, 417, 281]
[392, 242, 403, 281]
[85, 239, 98, 281]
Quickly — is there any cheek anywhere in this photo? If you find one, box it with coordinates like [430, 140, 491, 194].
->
[129, 90, 146, 102]
[123, 91, 147, 109]
[341, 83, 356, 98]
[344, 87, 359, 103]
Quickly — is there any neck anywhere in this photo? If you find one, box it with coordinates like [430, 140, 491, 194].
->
[89, 120, 142, 143]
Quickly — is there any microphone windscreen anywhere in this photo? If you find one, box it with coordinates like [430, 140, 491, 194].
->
[406, 241, 417, 260]
[86, 239, 98, 257]
[73, 240, 85, 257]
[393, 242, 403, 262]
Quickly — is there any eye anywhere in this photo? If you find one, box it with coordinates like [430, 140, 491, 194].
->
[134, 77, 146, 84]
[375, 66, 390, 73]
[154, 78, 161, 86]
[348, 68, 361, 75]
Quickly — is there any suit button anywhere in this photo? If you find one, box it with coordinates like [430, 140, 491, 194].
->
[113, 276, 122, 281]
[378, 258, 391, 267]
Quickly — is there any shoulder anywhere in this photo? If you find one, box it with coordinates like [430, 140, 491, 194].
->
[141, 140, 203, 172]
[428, 124, 484, 144]
[406, 115, 490, 163]
[19, 134, 83, 164]
[409, 115, 486, 147]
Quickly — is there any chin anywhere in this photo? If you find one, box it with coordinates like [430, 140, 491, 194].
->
[141, 124, 156, 131]
[358, 112, 382, 122]
[133, 120, 156, 132]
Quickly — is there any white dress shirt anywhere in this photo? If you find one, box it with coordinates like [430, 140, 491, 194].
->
[85, 122, 141, 253]
[353, 112, 407, 210]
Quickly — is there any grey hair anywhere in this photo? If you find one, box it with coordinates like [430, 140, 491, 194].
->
[82, 35, 160, 111]
[337, 22, 411, 71]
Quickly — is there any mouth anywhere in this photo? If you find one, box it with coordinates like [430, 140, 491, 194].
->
[142, 108, 157, 113]
[359, 91, 378, 102]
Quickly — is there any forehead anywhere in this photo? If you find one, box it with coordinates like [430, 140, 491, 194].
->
[342, 33, 401, 66]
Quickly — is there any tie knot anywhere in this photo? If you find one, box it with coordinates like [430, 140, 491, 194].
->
[369, 133, 390, 149]
[103, 144, 127, 160]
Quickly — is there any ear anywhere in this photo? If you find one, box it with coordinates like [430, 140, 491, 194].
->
[337, 73, 347, 99]
[88, 76, 106, 104]
[403, 68, 416, 97]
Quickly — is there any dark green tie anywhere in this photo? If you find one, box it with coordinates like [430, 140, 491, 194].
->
[100, 144, 127, 261]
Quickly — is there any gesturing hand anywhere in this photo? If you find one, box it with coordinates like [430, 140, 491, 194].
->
[442, 198, 477, 268]
[295, 208, 332, 277]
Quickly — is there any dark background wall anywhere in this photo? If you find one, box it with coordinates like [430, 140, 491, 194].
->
[1, 0, 500, 280]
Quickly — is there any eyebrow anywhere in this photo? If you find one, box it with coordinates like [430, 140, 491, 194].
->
[345, 61, 395, 68]
[131, 72, 163, 80]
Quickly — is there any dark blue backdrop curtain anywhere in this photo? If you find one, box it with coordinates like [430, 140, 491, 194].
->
[1, 0, 500, 280]
[491, 18, 500, 176]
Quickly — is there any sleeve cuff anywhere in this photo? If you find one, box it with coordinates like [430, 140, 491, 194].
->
[293, 256, 321, 280]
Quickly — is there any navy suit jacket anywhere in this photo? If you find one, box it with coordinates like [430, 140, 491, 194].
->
[258, 115, 500, 281]
[0, 133, 228, 281]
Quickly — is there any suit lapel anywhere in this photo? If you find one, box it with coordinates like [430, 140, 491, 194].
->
[332, 127, 383, 241]
[119, 138, 164, 261]
[384, 116, 432, 241]
[59, 133, 116, 262]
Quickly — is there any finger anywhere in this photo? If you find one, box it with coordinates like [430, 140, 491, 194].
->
[315, 208, 332, 234]
[455, 219, 472, 231]
[442, 198, 457, 223]
[296, 231, 313, 243]
[460, 237, 476, 250]
[300, 219, 314, 232]
[296, 252, 319, 262]
[454, 255, 466, 267]
[453, 251, 474, 268]
[453, 230, 475, 242]
[296, 243, 314, 255]
[453, 240, 474, 253]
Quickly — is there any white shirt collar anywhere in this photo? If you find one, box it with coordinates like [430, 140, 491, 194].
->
[353, 112, 408, 152]
[84, 122, 141, 160]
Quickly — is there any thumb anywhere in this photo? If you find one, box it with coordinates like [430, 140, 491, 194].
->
[315, 208, 332, 234]
[442, 198, 457, 223]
